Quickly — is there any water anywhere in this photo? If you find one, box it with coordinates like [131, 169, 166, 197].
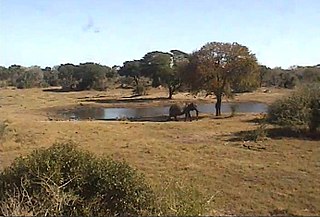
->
[63, 102, 268, 121]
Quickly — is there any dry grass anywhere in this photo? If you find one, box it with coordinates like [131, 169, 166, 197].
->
[0, 86, 319, 215]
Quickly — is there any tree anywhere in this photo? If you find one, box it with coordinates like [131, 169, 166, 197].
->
[279, 71, 299, 88]
[43, 66, 59, 86]
[0, 66, 9, 80]
[258, 65, 271, 87]
[185, 42, 259, 116]
[76, 63, 111, 90]
[118, 60, 142, 87]
[299, 68, 320, 83]
[141, 50, 186, 99]
[0, 66, 10, 87]
[57, 63, 112, 91]
[8, 65, 25, 86]
[57, 64, 78, 90]
[15, 66, 44, 89]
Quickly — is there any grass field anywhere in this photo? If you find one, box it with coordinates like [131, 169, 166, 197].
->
[0, 87, 319, 215]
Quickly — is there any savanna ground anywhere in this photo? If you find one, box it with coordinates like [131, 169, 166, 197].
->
[0, 86, 319, 215]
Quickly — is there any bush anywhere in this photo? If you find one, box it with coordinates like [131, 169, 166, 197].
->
[267, 84, 320, 132]
[0, 120, 8, 141]
[230, 104, 238, 117]
[154, 179, 212, 215]
[133, 83, 147, 95]
[0, 143, 156, 216]
[242, 123, 268, 142]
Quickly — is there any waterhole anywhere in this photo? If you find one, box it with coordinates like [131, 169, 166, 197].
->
[62, 102, 267, 121]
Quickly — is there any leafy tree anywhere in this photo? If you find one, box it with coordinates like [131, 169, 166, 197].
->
[16, 66, 44, 89]
[76, 63, 111, 90]
[118, 60, 151, 95]
[279, 71, 299, 88]
[57, 63, 112, 91]
[111, 65, 120, 77]
[43, 66, 60, 86]
[258, 65, 271, 87]
[57, 64, 79, 90]
[141, 50, 186, 99]
[0, 66, 9, 80]
[0, 66, 10, 87]
[118, 60, 142, 87]
[299, 68, 320, 83]
[185, 42, 259, 116]
[8, 65, 25, 86]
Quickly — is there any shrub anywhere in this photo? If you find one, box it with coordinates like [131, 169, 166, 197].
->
[0, 120, 8, 141]
[230, 104, 238, 117]
[267, 84, 320, 132]
[242, 123, 268, 142]
[0, 143, 156, 216]
[154, 179, 212, 215]
[133, 83, 147, 95]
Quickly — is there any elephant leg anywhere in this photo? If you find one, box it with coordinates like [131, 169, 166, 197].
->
[185, 112, 191, 121]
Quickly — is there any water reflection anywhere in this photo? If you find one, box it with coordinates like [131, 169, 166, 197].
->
[64, 102, 267, 121]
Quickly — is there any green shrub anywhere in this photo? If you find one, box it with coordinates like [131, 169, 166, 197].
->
[0, 143, 156, 216]
[133, 83, 147, 96]
[267, 84, 320, 132]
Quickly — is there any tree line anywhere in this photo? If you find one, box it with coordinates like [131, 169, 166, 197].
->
[1, 41, 319, 115]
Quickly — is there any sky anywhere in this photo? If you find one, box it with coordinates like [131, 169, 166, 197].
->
[0, 0, 319, 69]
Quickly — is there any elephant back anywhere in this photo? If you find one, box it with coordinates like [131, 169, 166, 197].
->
[169, 104, 182, 116]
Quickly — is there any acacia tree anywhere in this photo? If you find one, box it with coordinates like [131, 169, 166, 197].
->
[118, 60, 142, 87]
[76, 62, 112, 90]
[57, 63, 112, 91]
[16, 66, 44, 88]
[141, 50, 187, 99]
[57, 64, 78, 90]
[186, 42, 259, 116]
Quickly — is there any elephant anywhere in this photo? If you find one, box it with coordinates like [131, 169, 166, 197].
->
[169, 102, 199, 121]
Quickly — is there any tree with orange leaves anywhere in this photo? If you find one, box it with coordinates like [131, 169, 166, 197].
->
[185, 42, 259, 116]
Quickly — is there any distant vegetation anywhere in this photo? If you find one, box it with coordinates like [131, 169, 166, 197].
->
[0, 41, 319, 115]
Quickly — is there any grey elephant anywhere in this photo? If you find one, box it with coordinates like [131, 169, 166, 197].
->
[169, 103, 199, 121]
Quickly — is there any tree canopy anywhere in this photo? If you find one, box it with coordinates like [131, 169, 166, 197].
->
[185, 42, 259, 116]
[140, 50, 188, 99]
[57, 63, 113, 91]
[118, 60, 142, 87]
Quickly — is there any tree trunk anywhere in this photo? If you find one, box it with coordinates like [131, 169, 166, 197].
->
[133, 76, 139, 87]
[168, 86, 173, 99]
[215, 94, 222, 116]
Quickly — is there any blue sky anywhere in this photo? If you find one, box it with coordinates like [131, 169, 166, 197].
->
[0, 0, 319, 69]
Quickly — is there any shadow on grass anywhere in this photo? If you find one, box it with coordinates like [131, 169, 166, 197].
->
[267, 127, 320, 140]
[229, 127, 320, 142]
[242, 116, 266, 124]
[42, 87, 83, 93]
